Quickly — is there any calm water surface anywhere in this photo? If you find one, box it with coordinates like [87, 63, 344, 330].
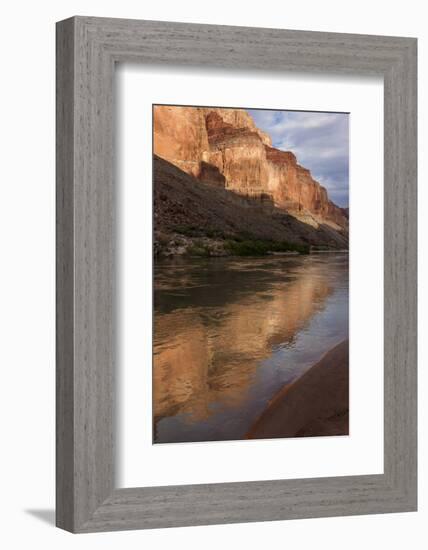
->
[153, 253, 348, 443]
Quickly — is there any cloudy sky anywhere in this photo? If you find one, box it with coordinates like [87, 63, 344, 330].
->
[247, 109, 349, 207]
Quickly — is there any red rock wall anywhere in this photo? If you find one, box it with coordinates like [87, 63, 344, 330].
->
[153, 105, 348, 230]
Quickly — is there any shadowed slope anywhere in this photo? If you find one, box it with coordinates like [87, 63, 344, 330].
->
[154, 155, 348, 254]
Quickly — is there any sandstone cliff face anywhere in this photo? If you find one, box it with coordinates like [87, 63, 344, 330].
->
[208, 108, 272, 146]
[153, 105, 348, 231]
[153, 106, 208, 177]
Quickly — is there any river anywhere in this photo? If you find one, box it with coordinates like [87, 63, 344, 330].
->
[153, 252, 348, 444]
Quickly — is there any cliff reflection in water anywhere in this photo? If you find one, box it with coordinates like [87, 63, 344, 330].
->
[153, 253, 348, 443]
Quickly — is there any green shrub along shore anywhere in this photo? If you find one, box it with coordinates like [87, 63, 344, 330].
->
[170, 225, 310, 257]
[224, 239, 309, 256]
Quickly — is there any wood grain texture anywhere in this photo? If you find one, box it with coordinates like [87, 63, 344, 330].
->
[56, 16, 417, 532]
[56, 18, 75, 532]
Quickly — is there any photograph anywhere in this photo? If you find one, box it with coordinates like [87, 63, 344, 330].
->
[0, 3, 418, 542]
[152, 104, 349, 444]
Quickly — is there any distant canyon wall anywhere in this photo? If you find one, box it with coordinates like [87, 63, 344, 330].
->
[153, 105, 348, 230]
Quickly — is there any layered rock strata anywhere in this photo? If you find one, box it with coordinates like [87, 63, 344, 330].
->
[153, 105, 348, 231]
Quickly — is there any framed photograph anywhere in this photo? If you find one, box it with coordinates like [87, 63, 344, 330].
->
[56, 16, 417, 532]
[152, 104, 351, 446]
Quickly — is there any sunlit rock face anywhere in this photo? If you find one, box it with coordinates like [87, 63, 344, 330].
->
[153, 105, 348, 230]
[203, 111, 270, 200]
[153, 106, 209, 177]
[206, 107, 272, 147]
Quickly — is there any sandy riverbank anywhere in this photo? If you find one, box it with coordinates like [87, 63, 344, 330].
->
[247, 340, 349, 439]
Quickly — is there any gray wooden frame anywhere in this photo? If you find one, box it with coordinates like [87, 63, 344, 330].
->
[56, 16, 417, 533]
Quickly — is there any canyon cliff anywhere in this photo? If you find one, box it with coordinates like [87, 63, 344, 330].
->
[153, 106, 348, 232]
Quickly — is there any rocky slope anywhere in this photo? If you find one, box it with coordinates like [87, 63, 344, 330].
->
[153, 105, 348, 234]
[154, 155, 348, 257]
